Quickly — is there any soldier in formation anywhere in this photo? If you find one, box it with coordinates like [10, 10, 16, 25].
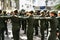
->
[0, 10, 5, 40]
[19, 9, 27, 34]
[48, 11, 58, 40]
[57, 11, 60, 40]
[26, 11, 34, 40]
[10, 10, 20, 40]
[40, 10, 46, 40]
[3, 11, 8, 37]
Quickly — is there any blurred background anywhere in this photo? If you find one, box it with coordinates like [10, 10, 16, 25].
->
[0, 0, 60, 11]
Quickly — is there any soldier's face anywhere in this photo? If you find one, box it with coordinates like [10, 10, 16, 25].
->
[49, 12, 54, 17]
[13, 12, 15, 15]
[58, 13, 60, 16]
[26, 13, 31, 16]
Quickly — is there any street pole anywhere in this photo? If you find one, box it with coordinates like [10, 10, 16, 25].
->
[0, 0, 1, 9]
[1, 0, 4, 10]
[15, 0, 19, 9]
[8, 0, 10, 10]
[3, 0, 7, 10]
[45, 0, 48, 10]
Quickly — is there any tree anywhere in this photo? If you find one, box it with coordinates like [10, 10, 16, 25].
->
[2, 0, 10, 10]
[54, 4, 60, 10]
[3, 0, 7, 10]
[14, 0, 19, 9]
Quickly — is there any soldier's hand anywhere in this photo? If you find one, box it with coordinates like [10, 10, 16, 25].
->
[14, 15, 18, 17]
[5, 20, 7, 22]
[57, 32, 59, 36]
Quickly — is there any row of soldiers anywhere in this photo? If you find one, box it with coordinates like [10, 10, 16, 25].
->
[0, 9, 60, 40]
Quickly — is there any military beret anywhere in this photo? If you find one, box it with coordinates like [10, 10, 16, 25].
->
[50, 10, 56, 14]
[14, 10, 18, 13]
[50, 10, 58, 16]
[29, 11, 34, 14]
[0, 10, 2, 13]
[50, 10, 55, 13]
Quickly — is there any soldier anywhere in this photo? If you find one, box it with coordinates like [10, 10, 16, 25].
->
[0, 10, 5, 40]
[57, 11, 60, 40]
[33, 10, 40, 36]
[44, 10, 49, 36]
[27, 11, 34, 40]
[19, 9, 26, 34]
[3, 11, 8, 37]
[11, 10, 20, 40]
[48, 10, 58, 40]
[40, 10, 46, 40]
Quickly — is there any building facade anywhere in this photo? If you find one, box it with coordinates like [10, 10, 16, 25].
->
[19, 0, 34, 11]
[0, 0, 60, 10]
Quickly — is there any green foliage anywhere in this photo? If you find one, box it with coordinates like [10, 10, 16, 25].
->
[54, 4, 60, 10]
[14, 0, 19, 1]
